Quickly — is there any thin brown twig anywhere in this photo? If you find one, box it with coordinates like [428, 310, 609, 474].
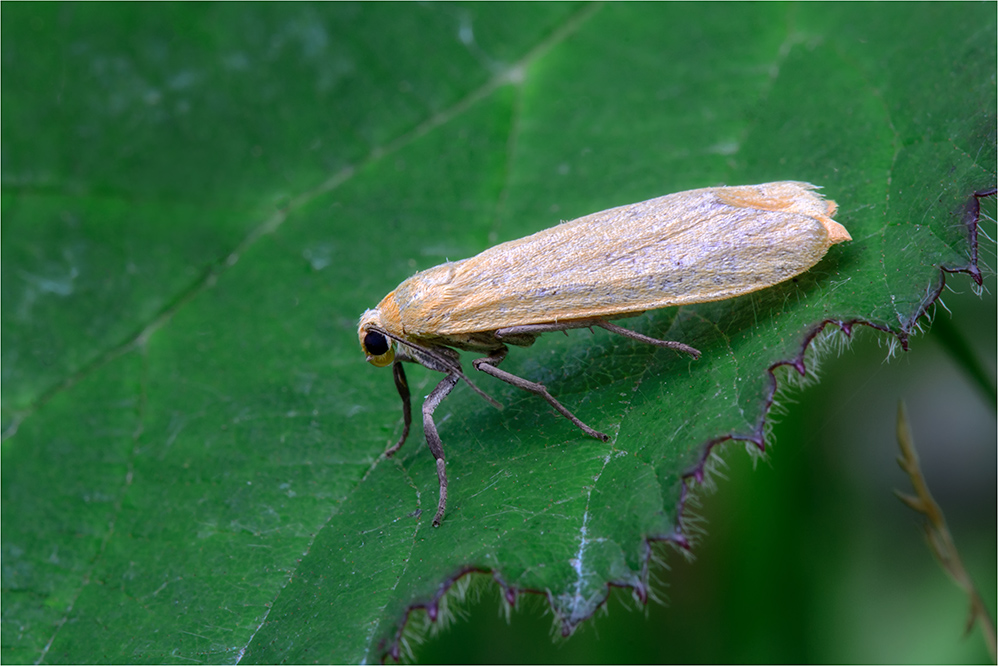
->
[894, 401, 996, 662]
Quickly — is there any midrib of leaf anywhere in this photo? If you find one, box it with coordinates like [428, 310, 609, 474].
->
[2, 3, 602, 447]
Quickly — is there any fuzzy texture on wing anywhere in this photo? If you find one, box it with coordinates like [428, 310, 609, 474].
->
[374, 181, 849, 339]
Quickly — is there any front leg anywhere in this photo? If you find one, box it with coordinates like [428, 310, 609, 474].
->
[384, 361, 412, 457]
[472, 347, 609, 442]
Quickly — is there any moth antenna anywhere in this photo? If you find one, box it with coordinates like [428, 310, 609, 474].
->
[375, 328, 503, 410]
[453, 370, 504, 410]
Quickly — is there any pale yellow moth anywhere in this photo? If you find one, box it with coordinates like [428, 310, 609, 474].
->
[359, 181, 851, 526]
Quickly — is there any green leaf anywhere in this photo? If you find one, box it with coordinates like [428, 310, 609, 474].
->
[2, 4, 994, 664]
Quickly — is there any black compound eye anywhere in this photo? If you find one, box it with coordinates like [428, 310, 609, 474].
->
[364, 331, 390, 356]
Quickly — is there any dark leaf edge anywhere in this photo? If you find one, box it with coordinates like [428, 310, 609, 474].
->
[375, 186, 997, 664]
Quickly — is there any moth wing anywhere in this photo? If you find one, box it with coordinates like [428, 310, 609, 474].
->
[397, 182, 846, 336]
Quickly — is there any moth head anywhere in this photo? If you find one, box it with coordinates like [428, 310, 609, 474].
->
[358, 309, 395, 367]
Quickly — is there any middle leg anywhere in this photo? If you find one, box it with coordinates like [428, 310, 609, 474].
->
[472, 347, 609, 442]
[422, 372, 461, 527]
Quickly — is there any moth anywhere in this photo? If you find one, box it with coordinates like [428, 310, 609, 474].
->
[358, 181, 851, 526]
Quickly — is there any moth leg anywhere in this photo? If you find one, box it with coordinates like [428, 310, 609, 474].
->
[595, 321, 700, 359]
[495, 319, 604, 338]
[423, 372, 461, 527]
[384, 361, 412, 457]
[497, 319, 700, 359]
[472, 347, 609, 442]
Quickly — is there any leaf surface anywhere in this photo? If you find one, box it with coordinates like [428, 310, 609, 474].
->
[2, 4, 994, 663]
